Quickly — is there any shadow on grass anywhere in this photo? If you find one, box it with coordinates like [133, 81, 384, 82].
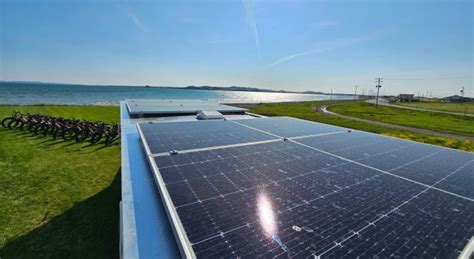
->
[0, 169, 121, 258]
[1, 128, 119, 151]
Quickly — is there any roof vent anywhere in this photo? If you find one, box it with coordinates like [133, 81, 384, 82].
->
[197, 110, 224, 120]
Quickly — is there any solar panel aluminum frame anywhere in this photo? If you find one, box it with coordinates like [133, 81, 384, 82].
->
[136, 124, 197, 258]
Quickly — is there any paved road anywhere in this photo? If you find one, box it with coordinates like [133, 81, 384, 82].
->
[366, 98, 474, 117]
[317, 105, 474, 142]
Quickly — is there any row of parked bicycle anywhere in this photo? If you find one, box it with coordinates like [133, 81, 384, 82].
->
[1, 111, 120, 146]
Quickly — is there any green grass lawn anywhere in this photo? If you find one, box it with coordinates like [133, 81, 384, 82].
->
[396, 101, 474, 115]
[328, 101, 474, 137]
[244, 101, 474, 152]
[0, 105, 121, 258]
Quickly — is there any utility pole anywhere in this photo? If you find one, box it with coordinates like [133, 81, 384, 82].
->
[375, 77, 383, 108]
[460, 86, 465, 104]
[330, 89, 333, 100]
[354, 85, 358, 100]
[362, 88, 366, 97]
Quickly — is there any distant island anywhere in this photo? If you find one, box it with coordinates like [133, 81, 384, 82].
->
[184, 85, 356, 96]
[185, 85, 316, 94]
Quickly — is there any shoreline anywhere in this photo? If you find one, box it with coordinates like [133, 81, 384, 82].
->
[0, 99, 348, 107]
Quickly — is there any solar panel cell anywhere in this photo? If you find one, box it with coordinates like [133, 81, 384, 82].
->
[166, 181, 197, 206]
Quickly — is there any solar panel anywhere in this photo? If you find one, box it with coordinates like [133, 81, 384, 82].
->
[235, 117, 348, 138]
[138, 120, 277, 154]
[127, 99, 247, 116]
[139, 116, 474, 258]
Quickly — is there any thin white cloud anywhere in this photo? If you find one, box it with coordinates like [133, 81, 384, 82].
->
[122, 7, 148, 33]
[268, 48, 331, 67]
[125, 10, 148, 32]
[242, 0, 261, 60]
[268, 37, 372, 68]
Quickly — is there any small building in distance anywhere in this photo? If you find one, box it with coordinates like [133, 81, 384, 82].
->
[397, 94, 415, 102]
[443, 95, 473, 103]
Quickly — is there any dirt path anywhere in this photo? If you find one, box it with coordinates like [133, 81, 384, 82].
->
[316, 105, 474, 142]
[366, 98, 474, 117]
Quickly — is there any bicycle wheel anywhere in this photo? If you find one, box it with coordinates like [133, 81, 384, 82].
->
[17, 120, 26, 130]
[8, 119, 22, 129]
[1, 118, 13, 128]
[43, 125, 53, 136]
[33, 124, 45, 135]
[75, 130, 89, 142]
[90, 132, 103, 144]
[62, 128, 76, 140]
[27, 123, 37, 133]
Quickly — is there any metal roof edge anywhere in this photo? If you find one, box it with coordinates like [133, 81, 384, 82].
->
[136, 124, 197, 258]
[459, 237, 474, 259]
[119, 101, 140, 259]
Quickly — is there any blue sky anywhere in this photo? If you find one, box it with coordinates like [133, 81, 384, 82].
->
[1, 0, 472, 96]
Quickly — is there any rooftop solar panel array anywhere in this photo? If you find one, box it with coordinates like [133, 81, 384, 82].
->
[137, 117, 474, 258]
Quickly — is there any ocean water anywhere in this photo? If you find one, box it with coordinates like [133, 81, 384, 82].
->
[0, 82, 351, 105]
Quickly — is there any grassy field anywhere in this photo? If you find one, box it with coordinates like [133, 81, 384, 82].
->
[396, 101, 474, 115]
[0, 105, 121, 258]
[245, 101, 474, 151]
[328, 101, 474, 137]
